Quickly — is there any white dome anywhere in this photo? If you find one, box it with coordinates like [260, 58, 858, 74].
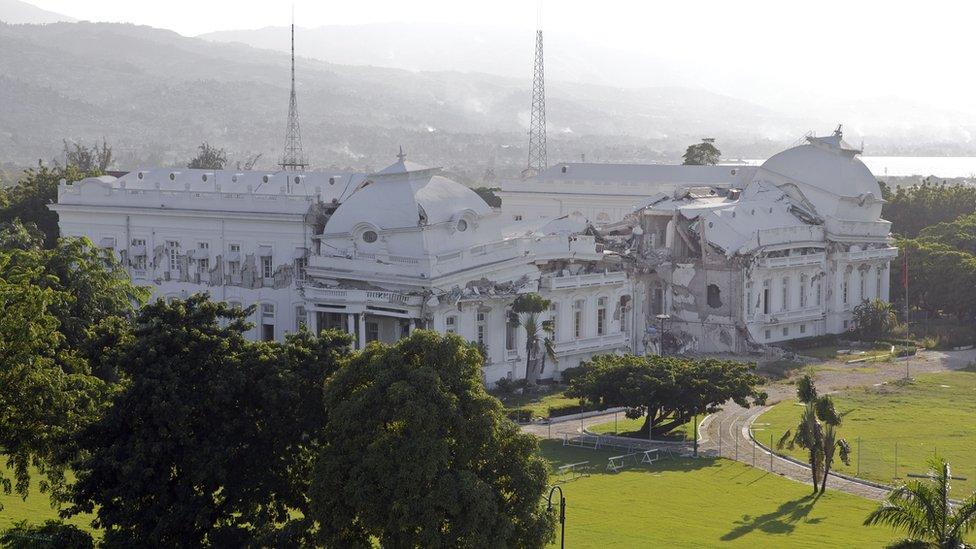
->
[324, 158, 491, 236]
[758, 134, 879, 198]
[755, 133, 882, 222]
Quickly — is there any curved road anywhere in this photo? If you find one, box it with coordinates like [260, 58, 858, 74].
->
[523, 348, 976, 501]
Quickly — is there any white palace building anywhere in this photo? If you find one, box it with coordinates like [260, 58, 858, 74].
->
[50, 25, 897, 382]
[53, 152, 634, 384]
[52, 130, 898, 381]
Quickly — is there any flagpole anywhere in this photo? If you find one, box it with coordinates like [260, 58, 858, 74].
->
[904, 246, 909, 324]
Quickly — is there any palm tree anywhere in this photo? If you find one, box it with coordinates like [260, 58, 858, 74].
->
[779, 400, 824, 492]
[865, 458, 976, 548]
[778, 375, 850, 493]
[509, 293, 553, 386]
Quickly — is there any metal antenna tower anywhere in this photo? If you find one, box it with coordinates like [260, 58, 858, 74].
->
[524, 20, 547, 177]
[280, 10, 308, 171]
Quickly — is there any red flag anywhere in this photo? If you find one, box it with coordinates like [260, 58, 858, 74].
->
[900, 247, 908, 289]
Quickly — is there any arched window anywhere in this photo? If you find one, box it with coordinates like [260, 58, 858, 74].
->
[707, 284, 722, 308]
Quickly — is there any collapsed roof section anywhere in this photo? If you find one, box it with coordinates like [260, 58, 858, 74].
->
[641, 180, 826, 258]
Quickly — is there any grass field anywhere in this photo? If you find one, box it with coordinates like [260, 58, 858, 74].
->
[761, 370, 976, 495]
[538, 441, 894, 548]
[497, 387, 581, 418]
[0, 464, 94, 533]
[588, 413, 694, 441]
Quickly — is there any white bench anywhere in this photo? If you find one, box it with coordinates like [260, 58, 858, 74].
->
[607, 452, 641, 472]
[556, 461, 590, 481]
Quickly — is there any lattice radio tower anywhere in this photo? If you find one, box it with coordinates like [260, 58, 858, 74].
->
[524, 17, 547, 177]
[280, 11, 308, 171]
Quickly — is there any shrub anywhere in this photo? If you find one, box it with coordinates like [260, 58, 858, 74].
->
[505, 408, 534, 423]
[892, 345, 917, 358]
[548, 401, 603, 418]
[0, 521, 94, 549]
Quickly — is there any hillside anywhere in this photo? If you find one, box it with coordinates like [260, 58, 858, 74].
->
[0, 0, 74, 24]
[0, 21, 806, 179]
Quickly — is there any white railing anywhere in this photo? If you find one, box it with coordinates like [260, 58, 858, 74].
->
[553, 332, 628, 354]
[757, 253, 825, 269]
[542, 271, 627, 290]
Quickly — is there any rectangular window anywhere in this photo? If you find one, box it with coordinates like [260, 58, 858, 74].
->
[764, 329, 771, 340]
[505, 313, 517, 351]
[476, 311, 487, 345]
[782, 326, 789, 337]
[131, 238, 147, 271]
[166, 240, 180, 272]
[597, 297, 607, 336]
[842, 274, 850, 306]
[295, 305, 307, 331]
[550, 303, 559, 341]
[876, 269, 883, 299]
[799, 274, 808, 308]
[859, 271, 866, 303]
[295, 257, 308, 282]
[260, 303, 275, 341]
[762, 280, 770, 315]
[816, 279, 822, 306]
[366, 321, 379, 343]
[262, 256, 273, 279]
[574, 299, 585, 339]
[781, 277, 790, 312]
[445, 315, 457, 334]
[800, 324, 807, 334]
[843, 319, 849, 330]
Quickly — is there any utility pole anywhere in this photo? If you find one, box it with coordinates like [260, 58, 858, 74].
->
[523, 2, 547, 178]
[280, 7, 308, 172]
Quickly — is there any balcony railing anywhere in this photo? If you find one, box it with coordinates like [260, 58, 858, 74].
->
[541, 271, 628, 290]
[553, 332, 628, 355]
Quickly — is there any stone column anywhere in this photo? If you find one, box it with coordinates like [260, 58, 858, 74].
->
[408, 318, 416, 334]
[358, 313, 367, 349]
[309, 309, 319, 335]
[881, 264, 891, 302]
[346, 313, 356, 339]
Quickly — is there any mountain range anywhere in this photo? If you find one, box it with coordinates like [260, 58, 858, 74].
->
[2, 0, 976, 181]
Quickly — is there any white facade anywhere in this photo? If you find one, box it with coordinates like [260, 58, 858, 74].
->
[504, 131, 899, 353]
[53, 158, 632, 384]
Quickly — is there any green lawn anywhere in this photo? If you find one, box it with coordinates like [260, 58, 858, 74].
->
[0, 464, 94, 533]
[588, 413, 695, 441]
[538, 440, 894, 548]
[497, 387, 581, 418]
[761, 370, 976, 494]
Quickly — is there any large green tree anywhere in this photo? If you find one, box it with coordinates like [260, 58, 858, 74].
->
[865, 458, 976, 548]
[568, 354, 766, 438]
[0, 164, 90, 248]
[187, 142, 228, 170]
[682, 138, 721, 166]
[882, 181, 976, 238]
[67, 296, 351, 547]
[0, 248, 110, 509]
[309, 330, 554, 548]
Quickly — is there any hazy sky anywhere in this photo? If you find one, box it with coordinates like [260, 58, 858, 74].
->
[28, 0, 976, 115]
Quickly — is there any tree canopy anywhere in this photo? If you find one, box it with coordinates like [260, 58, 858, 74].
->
[881, 180, 976, 238]
[852, 298, 898, 340]
[682, 138, 721, 166]
[187, 142, 228, 170]
[0, 164, 91, 247]
[67, 295, 351, 547]
[892, 214, 976, 320]
[309, 330, 554, 548]
[568, 354, 766, 437]
[0, 227, 148, 508]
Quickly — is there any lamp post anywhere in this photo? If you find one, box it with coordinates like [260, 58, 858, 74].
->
[547, 485, 566, 549]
